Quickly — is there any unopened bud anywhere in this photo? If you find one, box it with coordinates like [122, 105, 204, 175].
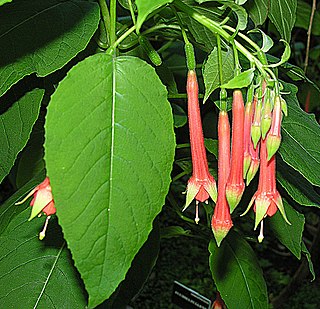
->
[266, 134, 281, 161]
[251, 124, 261, 149]
[246, 158, 260, 186]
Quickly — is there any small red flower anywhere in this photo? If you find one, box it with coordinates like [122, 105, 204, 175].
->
[211, 111, 233, 246]
[212, 292, 226, 309]
[242, 138, 290, 241]
[184, 70, 217, 223]
[16, 177, 56, 240]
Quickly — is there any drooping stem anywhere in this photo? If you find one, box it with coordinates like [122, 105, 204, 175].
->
[173, 0, 266, 76]
[232, 41, 241, 76]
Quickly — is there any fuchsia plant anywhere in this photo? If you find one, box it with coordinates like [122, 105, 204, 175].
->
[0, 0, 318, 308]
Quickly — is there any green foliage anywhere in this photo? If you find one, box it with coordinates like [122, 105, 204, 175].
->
[0, 173, 87, 308]
[244, 0, 268, 26]
[269, 0, 297, 42]
[277, 159, 320, 208]
[0, 89, 43, 183]
[44, 54, 175, 307]
[136, 0, 173, 30]
[209, 231, 269, 309]
[0, 0, 319, 307]
[203, 47, 234, 102]
[268, 200, 305, 259]
[0, 0, 100, 96]
[0, 0, 11, 5]
[280, 84, 320, 186]
[295, 0, 320, 36]
[221, 68, 254, 89]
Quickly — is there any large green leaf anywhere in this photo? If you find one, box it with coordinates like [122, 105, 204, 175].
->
[0, 173, 87, 308]
[45, 54, 175, 308]
[244, 0, 268, 26]
[269, 0, 297, 42]
[209, 231, 268, 309]
[0, 89, 44, 183]
[136, 0, 173, 30]
[105, 221, 160, 308]
[0, 0, 100, 96]
[268, 199, 305, 259]
[203, 47, 234, 102]
[280, 83, 320, 186]
[277, 158, 320, 208]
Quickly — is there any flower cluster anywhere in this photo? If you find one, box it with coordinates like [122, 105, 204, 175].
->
[183, 70, 289, 246]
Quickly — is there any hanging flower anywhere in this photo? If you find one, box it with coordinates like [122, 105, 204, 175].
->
[226, 89, 245, 212]
[184, 70, 217, 223]
[242, 138, 290, 242]
[16, 177, 56, 240]
[211, 111, 233, 246]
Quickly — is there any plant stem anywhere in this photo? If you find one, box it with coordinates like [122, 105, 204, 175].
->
[173, 0, 266, 75]
[232, 41, 241, 76]
[98, 0, 111, 46]
[304, 0, 316, 73]
[108, 25, 136, 52]
[127, 0, 136, 26]
[172, 171, 189, 182]
[109, 0, 117, 46]
[141, 24, 181, 36]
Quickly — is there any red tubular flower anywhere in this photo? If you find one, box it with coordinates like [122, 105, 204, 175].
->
[184, 70, 217, 224]
[266, 95, 282, 160]
[242, 138, 290, 241]
[211, 111, 233, 246]
[243, 95, 255, 179]
[226, 90, 245, 212]
[16, 177, 56, 240]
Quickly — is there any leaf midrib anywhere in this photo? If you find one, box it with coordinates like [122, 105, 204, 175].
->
[226, 241, 255, 309]
[33, 242, 65, 309]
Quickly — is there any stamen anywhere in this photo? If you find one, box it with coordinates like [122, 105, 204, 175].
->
[39, 216, 51, 240]
[204, 200, 209, 205]
[258, 220, 264, 243]
[15, 189, 36, 205]
[195, 201, 200, 224]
